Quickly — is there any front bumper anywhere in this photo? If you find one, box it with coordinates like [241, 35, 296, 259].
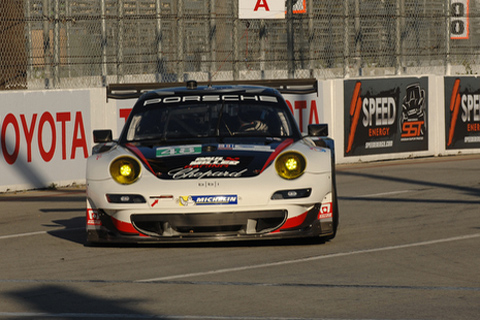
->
[86, 203, 335, 244]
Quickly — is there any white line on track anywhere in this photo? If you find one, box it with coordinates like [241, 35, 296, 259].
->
[0, 228, 84, 240]
[357, 189, 414, 198]
[0, 230, 47, 240]
[137, 233, 480, 282]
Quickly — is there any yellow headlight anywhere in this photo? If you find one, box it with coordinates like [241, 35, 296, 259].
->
[110, 156, 141, 184]
[120, 164, 132, 177]
[275, 152, 306, 180]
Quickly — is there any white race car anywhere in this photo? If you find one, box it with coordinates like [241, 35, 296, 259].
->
[86, 80, 338, 244]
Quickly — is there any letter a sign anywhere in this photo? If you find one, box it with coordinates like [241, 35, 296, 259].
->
[239, 0, 285, 19]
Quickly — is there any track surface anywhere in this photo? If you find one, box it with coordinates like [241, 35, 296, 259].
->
[1, 155, 479, 320]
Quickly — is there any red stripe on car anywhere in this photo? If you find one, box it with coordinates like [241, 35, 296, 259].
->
[259, 138, 294, 173]
[271, 210, 308, 233]
[111, 217, 138, 234]
[125, 143, 155, 174]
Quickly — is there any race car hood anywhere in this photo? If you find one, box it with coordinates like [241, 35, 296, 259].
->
[124, 139, 294, 180]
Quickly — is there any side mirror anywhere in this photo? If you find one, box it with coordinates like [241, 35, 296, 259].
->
[93, 129, 113, 143]
[308, 124, 328, 137]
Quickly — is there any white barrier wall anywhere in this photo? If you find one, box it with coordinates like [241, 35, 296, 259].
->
[0, 75, 478, 192]
[0, 88, 116, 192]
[335, 75, 480, 163]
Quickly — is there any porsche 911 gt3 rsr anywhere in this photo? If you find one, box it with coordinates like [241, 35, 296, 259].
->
[86, 80, 338, 244]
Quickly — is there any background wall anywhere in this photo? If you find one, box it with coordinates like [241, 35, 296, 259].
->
[1, 75, 479, 192]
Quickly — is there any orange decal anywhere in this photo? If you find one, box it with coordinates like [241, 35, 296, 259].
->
[346, 82, 362, 153]
[447, 79, 461, 146]
[401, 121, 424, 138]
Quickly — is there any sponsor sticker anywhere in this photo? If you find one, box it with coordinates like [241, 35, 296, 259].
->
[179, 195, 238, 206]
[149, 195, 174, 207]
[87, 209, 102, 226]
[156, 145, 202, 157]
[318, 202, 333, 220]
[217, 144, 273, 152]
[187, 156, 240, 167]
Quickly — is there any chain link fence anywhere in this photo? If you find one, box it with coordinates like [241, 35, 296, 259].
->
[0, 0, 479, 90]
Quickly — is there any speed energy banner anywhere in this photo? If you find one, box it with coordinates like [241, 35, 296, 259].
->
[445, 76, 480, 149]
[344, 77, 429, 157]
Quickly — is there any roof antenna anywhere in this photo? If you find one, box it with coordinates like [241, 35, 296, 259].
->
[186, 80, 197, 90]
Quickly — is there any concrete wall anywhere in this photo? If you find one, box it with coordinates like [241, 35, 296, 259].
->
[1, 75, 478, 192]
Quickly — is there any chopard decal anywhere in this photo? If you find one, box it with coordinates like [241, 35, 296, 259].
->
[168, 167, 248, 179]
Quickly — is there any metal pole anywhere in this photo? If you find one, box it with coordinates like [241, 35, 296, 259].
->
[155, 0, 163, 82]
[177, 0, 185, 81]
[26, 0, 33, 80]
[286, 0, 294, 78]
[208, 0, 216, 81]
[101, 0, 108, 86]
[354, 0, 362, 76]
[117, 0, 124, 82]
[396, 0, 405, 75]
[445, 0, 451, 75]
[65, 0, 71, 78]
[343, 0, 349, 77]
[260, 19, 266, 80]
[43, 0, 51, 88]
[233, 0, 239, 80]
[307, 0, 314, 78]
[53, 0, 60, 87]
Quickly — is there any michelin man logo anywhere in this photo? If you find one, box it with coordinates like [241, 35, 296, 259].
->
[179, 196, 196, 207]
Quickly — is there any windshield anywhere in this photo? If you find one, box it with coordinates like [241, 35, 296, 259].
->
[122, 101, 295, 143]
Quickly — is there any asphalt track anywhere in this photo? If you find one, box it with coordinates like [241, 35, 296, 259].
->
[0, 155, 479, 320]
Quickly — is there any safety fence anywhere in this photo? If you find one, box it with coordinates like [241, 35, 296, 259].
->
[0, 0, 478, 90]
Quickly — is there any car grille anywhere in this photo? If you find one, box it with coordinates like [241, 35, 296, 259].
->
[131, 210, 287, 237]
